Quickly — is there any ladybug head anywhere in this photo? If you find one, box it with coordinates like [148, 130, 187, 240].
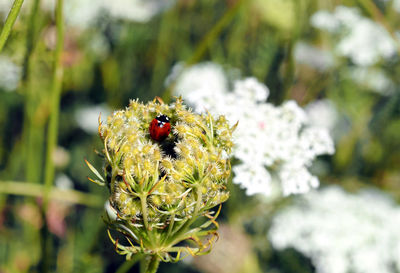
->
[156, 115, 170, 123]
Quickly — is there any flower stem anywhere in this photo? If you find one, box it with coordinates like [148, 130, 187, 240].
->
[115, 254, 144, 273]
[140, 195, 150, 231]
[41, 1, 64, 271]
[43, 0, 64, 210]
[162, 0, 245, 102]
[167, 187, 203, 244]
[0, 181, 103, 207]
[23, 0, 43, 185]
[146, 255, 160, 273]
[0, 0, 24, 52]
[187, 0, 245, 65]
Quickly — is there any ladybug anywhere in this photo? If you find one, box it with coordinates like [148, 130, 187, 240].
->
[149, 114, 171, 141]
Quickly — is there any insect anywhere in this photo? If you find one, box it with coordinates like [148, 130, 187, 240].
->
[149, 114, 171, 141]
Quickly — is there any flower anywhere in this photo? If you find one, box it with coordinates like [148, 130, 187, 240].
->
[0, 55, 21, 92]
[74, 104, 111, 134]
[305, 99, 338, 134]
[348, 66, 395, 95]
[41, 0, 175, 29]
[311, 6, 397, 66]
[268, 186, 400, 273]
[86, 98, 235, 262]
[294, 42, 334, 71]
[169, 62, 334, 196]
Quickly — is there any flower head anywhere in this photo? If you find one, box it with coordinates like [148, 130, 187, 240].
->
[169, 62, 334, 196]
[86, 97, 234, 261]
[311, 6, 397, 66]
[269, 186, 400, 273]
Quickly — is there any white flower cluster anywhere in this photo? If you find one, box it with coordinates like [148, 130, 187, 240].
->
[74, 104, 111, 134]
[349, 66, 395, 95]
[311, 6, 397, 66]
[294, 42, 334, 71]
[395, 0, 400, 13]
[169, 62, 334, 196]
[305, 99, 338, 134]
[41, 0, 174, 28]
[269, 186, 400, 273]
[0, 55, 21, 92]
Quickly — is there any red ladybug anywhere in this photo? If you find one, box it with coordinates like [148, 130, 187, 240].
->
[149, 114, 171, 141]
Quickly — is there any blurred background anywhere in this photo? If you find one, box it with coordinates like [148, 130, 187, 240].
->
[0, 0, 400, 272]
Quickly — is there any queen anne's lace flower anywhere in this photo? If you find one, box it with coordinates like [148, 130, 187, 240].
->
[170, 62, 334, 196]
[305, 99, 338, 133]
[0, 55, 21, 92]
[86, 98, 235, 262]
[41, 0, 174, 28]
[269, 186, 400, 273]
[294, 42, 334, 71]
[311, 6, 397, 66]
[75, 104, 111, 134]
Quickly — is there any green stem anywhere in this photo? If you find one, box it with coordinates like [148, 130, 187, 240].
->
[140, 195, 150, 231]
[162, 0, 245, 102]
[146, 255, 160, 273]
[168, 187, 202, 244]
[22, 0, 41, 81]
[0, 181, 103, 207]
[23, 0, 43, 185]
[115, 254, 144, 273]
[187, 0, 245, 65]
[0, 0, 25, 52]
[43, 0, 64, 210]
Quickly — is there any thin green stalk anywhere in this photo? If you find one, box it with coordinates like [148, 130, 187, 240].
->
[140, 195, 150, 231]
[43, 0, 64, 210]
[145, 255, 160, 273]
[0, 181, 103, 207]
[186, 0, 245, 65]
[168, 187, 202, 244]
[115, 254, 144, 273]
[41, 1, 64, 271]
[163, 0, 245, 101]
[22, 0, 41, 185]
[0, 0, 25, 52]
[22, 0, 41, 81]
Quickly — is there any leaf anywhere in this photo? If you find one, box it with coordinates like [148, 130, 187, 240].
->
[87, 176, 106, 186]
[84, 158, 105, 182]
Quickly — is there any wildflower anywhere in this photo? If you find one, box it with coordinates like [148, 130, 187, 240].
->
[169, 62, 334, 196]
[305, 99, 338, 133]
[41, 0, 175, 28]
[348, 66, 395, 95]
[294, 42, 334, 71]
[75, 104, 111, 134]
[269, 186, 400, 273]
[0, 55, 21, 92]
[311, 6, 397, 66]
[86, 97, 235, 263]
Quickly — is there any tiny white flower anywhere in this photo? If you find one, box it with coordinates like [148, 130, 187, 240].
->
[55, 173, 74, 190]
[294, 42, 334, 71]
[305, 99, 338, 133]
[0, 55, 21, 92]
[75, 104, 111, 134]
[393, 0, 400, 13]
[349, 66, 395, 95]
